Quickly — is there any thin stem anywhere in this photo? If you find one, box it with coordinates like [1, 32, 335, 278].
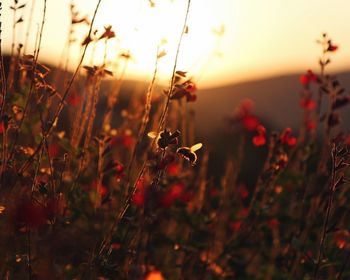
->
[23, 0, 36, 54]
[127, 46, 159, 182]
[158, 0, 191, 131]
[16, 0, 104, 175]
[313, 144, 336, 279]
[8, 0, 47, 161]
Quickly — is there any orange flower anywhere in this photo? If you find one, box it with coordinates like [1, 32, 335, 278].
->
[145, 270, 164, 280]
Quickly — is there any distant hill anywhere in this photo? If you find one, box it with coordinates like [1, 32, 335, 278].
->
[193, 72, 350, 136]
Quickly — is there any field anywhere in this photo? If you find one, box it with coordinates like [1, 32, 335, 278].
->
[1, 1, 350, 279]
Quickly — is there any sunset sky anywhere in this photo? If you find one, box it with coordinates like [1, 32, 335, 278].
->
[2, 0, 350, 88]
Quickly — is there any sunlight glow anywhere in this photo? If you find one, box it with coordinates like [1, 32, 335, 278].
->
[86, 0, 222, 84]
[2, 0, 350, 88]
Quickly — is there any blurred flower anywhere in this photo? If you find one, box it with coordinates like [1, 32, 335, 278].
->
[99, 25, 116, 40]
[238, 184, 249, 199]
[114, 161, 125, 181]
[145, 270, 164, 280]
[67, 90, 81, 106]
[299, 70, 318, 86]
[92, 181, 108, 197]
[160, 183, 185, 208]
[166, 163, 180, 176]
[267, 218, 279, 230]
[48, 142, 60, 157]
[306, 120, 317, 132]
[252, 125, 266, 146]
[327, 42, 338, 52]
[230, 221, 242, 232]
[132, 178, 146, 207]
[233, 99, 260, 131]
[14, 199, 47, 228]
[280, 127, 297, 147]
[0, 122, 4, 134]
[112, 131, 135, 149]
[299, 98, 316, 110]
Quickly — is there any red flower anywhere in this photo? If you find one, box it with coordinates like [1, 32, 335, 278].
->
[345, 135, 350, 146]
[267, 218, 279, 230]
[185, 81, 197, 93]
[92, 181, 108, 197]
[238, 185, 249, 199]
[0, 122, 5, 134]
[234, 99, 260, 131]
[237, 208, 249, 218]
[132, 178, 146, 207]
[14, 199, 47, 228]
[111, 243, 121, 250]
[167, 163, 180, 176]
[48, 143, 60, 157]
[280, 128, 297, 147]
[67, 90, 81, 106]
[299, 98, 316, 110]
[241, 115, 259, 131]
[306, 120, 316, 131]
[299, 70, 318, 86]
[230, 221, 242, 232]
[112, 132, 135, 149]
[252, 125, 266, 147]
[327, 43, 338, 52]
[160, 183, 185, 208]
[115, 161, 125, 180]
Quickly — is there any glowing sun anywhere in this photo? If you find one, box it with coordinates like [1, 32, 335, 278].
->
[82, 0, 224, 83]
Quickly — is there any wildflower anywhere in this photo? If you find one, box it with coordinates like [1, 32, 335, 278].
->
[81, 34, 93, 46]
[170, 79, 198, 102]
[99, 25, 116, 40]
[112, 131, 135, 149]
[299, 98, 316, 110]
[167, 163, 180, 176]
[115, 161, 125, 181]
[280, 128, 297, 147]
[274, 185, 283, 194]
[157, 154, 176, 171]
[92, 181, 108, 197]
[238, 184, 249, 199]
[327, 41, 338, 52]
[334, 230, 350, 249]
[14, 199, 47, 228]
[274, 153, 289, 170]
[306, 120, 317, 132]
[230, 221, 242, 232]
[237, 208, 249, 218]
[233, 99, 260, 131]
[111, 243, 121, 250]
[132, 178, 146, 207]
[177, 143, 203, 165]
[267, 218, 279, 230]
[160, 183, 185, 208]
[145, 270, 164, 280]
[345, 135, 350, 146]
[252, 125, 266, 146]
[0, 122, 4, 134]
[48, 142, 60, 157]
[67, 90, 81, 106]
[299, 70, 318, 86]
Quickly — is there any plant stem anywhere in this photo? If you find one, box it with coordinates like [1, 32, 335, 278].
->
[313, 144, 337, 279]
